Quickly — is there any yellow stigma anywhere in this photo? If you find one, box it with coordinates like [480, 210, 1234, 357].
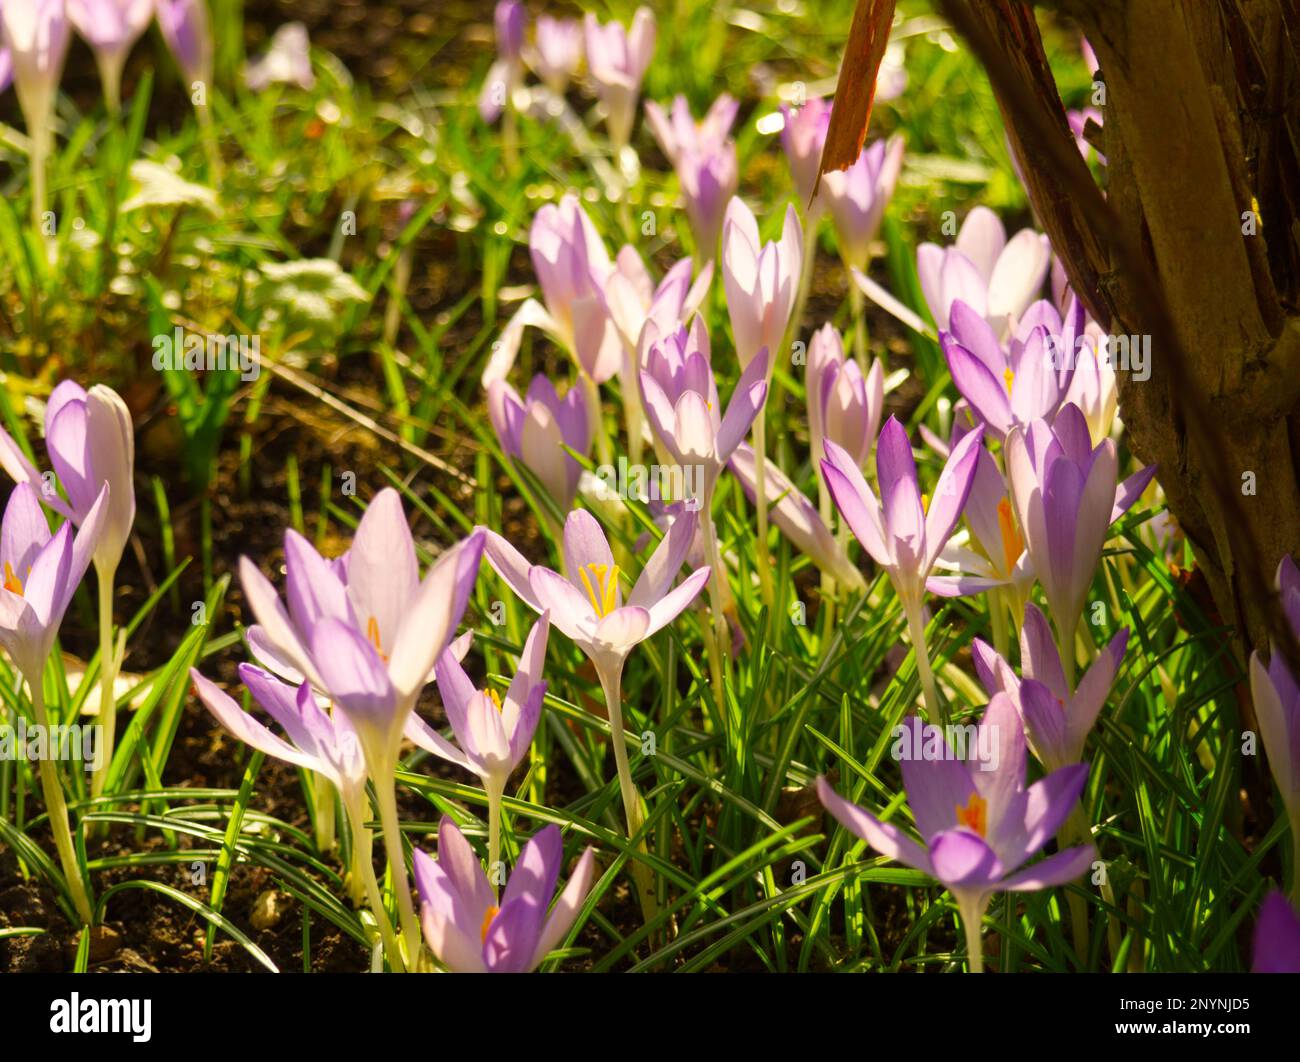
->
[996, 497, 1024, 575]
[484, 688, 503, 713]
[1003, 367, 1015, 395]
[3, 561, 23, 596]
[366, 615, 388, 662]
[480, 904, 499, 945]
[579, 563, 620, 618]
[956, 792, 988, 838]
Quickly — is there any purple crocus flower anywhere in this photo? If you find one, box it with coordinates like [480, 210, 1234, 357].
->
[484, 509, 708, 682]
[239, 488, 484, 769]
[605, 251, 711, 357]
[915, 207, 1051, 334]
[480, 1, 526, 124]
[721, 197, 803, 372]
[821, 416, 985, 719]
[817, 694, 1095, 972]
[676, 145, 738, 264]
[413, 817, 596, 973]
[533, 15, 582, 96]
[644, 93, 738, 168]
[821, 415, 984, 614]
[0, 479, 108, 927]
[193, 661, 373, 906]
[495, 0, 525, 63]
[488, 375, 591, 513]
[0, 380, 136, 581]
[639, 318, 770, 503]
[0, 482, 108, 686]
[583, 7, 655, 149]
[239, 487, 484, 961]
[941, 294, 1084, 440]
[1253, 891, 1300, 973]
[483, 508, 707, 896]
[807, 322, 884, 469]
[778, 98, 831, 213]
[408, 614, 550, 875]
[820, 135, 904, 272]
[67, 0, 153, 111]
[1004, 403, 1156, 672]
[483, 194, 620, 388]
[1249, 554, 1300, 895]
[157, 0, 213, 88]
[970, 603, 1128, 772]
[1, 0, 70, 225]
[927, 443, 1034, 610]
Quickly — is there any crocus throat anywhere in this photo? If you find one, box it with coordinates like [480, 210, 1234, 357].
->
[3, 562, 23, 596]
[996, 497, 1023, 575]
[366, 616, 389, 662]
[480, 904, 499, 945]
[579, 563, 620, 618]
[956, 792, 988, 838]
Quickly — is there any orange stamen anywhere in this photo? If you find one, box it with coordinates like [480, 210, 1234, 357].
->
[3, 561, 23, 596]
[955, 792, 988, 838]
[480, 904, 499, 945]
[996, 498, 1023, 576]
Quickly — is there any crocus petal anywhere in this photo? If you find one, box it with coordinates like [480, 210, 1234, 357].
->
[816, 776, 932, 872]
[928, 830, 1002, 889]
[945, 343, 1012, 436]
[1253, 892, 1300, 973]
[1000, 844, 1095, 892]
[309, 618, 399, 739]
[529, 845, 597, 969]
[483, 529, 543, 612]
[923, 426, 986, 572]
[1020, 603, 1068, 701]
[388, 530, 485, 700]
[191, 669, 322, 775]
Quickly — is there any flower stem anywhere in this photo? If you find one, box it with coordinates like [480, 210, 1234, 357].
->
[751, 417, 775, 608]
[904, 599, 944, 726]
[849, 279, 869, 370]
[30, 677, 95, 926]
[598, 661, 657, 923]
[313, 771, 337, 854]
[92, 570, 118, 799]
[374, 778, 420, 965]
[957, 893, 989, 973]
[990, 586, 1009, 660]
[486, 776, 505, 899]
[583, 373, 612, 468]
[346, 793, 404, 972]
[700, 502, 730, 722]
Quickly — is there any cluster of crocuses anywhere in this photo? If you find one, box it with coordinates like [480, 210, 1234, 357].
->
[1, 1, 215, 227]
[480, 0, 653, 154]
[462, 6, 1300, 976]
[0, 381, 136, 928]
